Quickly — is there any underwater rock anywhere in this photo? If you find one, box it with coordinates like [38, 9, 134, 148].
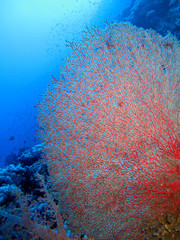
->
[17, 143, 45, 166]
[0, 184, 18, 206]
[0, 156, 87, 240]
[0, 145, 48, 197]
[118, 0, 180, 39]
[0, 164, 26, 189]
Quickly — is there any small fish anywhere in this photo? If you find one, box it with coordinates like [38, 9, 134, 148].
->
[9, 136, 15, 141]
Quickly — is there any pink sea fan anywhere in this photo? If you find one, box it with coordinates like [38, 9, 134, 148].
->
[37, 22, 180, 239]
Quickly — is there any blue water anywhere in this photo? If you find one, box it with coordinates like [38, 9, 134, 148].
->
[0, 0, 131, 167]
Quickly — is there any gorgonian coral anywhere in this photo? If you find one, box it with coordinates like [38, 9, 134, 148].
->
[37, 22, 180, 239]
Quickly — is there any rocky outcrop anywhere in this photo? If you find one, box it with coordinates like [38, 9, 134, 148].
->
[118, 0, 180, 39]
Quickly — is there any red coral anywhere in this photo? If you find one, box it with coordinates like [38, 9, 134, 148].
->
[37, 22, 180, 239]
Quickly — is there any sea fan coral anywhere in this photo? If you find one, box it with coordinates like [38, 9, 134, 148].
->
[37, 22, 180, 239]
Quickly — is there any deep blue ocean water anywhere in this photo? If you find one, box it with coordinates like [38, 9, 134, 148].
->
[0, 0, 131, 168]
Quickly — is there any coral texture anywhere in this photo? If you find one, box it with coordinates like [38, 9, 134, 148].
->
[37, 22, 180, 239]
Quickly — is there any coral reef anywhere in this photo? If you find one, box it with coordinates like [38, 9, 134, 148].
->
[0, 143, 179, 239]
[0, 147, 88, 239]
